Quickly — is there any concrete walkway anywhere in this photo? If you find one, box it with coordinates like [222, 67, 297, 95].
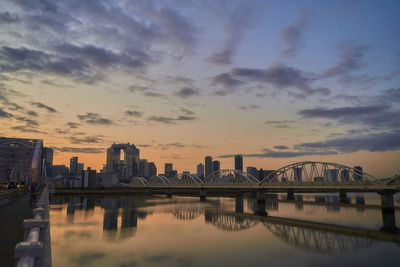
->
[0, 193, 32, 267]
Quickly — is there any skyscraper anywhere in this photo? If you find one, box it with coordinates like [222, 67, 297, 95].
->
[70, 156, 78, 175]
[105, 143, 140, 178]
[212, 160, 220, 172]
[148, 162, 157, 177]
[205, 156, 212, 178]
[42, 147, 53, 176]
[139, 159, 149, 178]
[196, 163, 204, 179]
[234, 155, 243, 171]
[165, 163, 173, 178]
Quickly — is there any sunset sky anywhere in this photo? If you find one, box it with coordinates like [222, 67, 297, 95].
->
[0, 0, 399, 177]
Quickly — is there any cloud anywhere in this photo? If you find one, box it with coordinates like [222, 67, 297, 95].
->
[180, 108, 194, 115]
[0, 109, 13, 118]
[127, 85, 149, 93]
[281, 11, 312, 57]
[158, 142, 185, 150]
[209, 2, 256, 65]
[212, 73, 243, 88]
[27, 110, 38, 117]
[239, 104, 259, 110]
[14, 116, 39, 127]
[66, 122, 80, 128]
[53, 147, 105, 153]
[11, 125, 41, 133]
[295, 131, 400, 153]
[264, 120, 295, 128]
[77, 113, 113, 125]
[324, 44, 369, 80]
[0, 12, 20, 23]
[148, 114, 197, 124]
[173, 87, 200, 99]
[298, 105, 399, 130]
[31, 101, 57, 113]
[273, 145, 289, 150]
[219, 149, 337, 158]
[143, 91, 165, 98]
[148, 116, 176, 124]
[125, 110, 143, 117]
[69, 136, 103, 144]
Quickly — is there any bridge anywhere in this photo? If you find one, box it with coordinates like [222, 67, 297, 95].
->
[125, 161, 399, 215]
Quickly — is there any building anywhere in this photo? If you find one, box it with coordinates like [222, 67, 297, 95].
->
[139, 159, 149, 178]
[247, 166, 259, 180]
[169, 170, 177, 179]
[148, 162, 157, 177]
[264, 170, 277, 182]
[52, 165, 69, 176]
[42, 147, 53, 176]
[77, 163, 84, 175]
[70, 156, 78, 175]
[0, 137, 43, 185]
[294, 167, 302, 182]
[234, 155, 243, 171]
[106, 143, 140, 179]
[205, 156, 212, 178]
[196, 163, 204, 179]
[81, 167, 96, 188]
[165, 163, 173, 178]
[212, 160, 220, 172]
[354, 166, 363, 181]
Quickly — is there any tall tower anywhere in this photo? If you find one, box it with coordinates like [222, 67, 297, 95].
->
[205, 156, 212, 178]
[70, 156, 78, 175]
[234, 155, 243, 171]
[212, 160, 220, 172]
[165, 163, 173, 178]
[148, 162, 157, 177]
[196, 163, 204, 179]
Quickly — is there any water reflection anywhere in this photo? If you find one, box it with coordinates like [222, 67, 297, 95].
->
[50, 194, 400, 255]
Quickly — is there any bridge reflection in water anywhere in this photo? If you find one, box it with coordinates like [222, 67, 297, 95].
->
[51, 194, 400, 252]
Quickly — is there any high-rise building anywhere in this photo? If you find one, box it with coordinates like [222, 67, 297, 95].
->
[70, 156, 78, 175]
[139, 159, 149, 178]
[212, 160, 220, 172]
[234, 155, 243, 171]
[148, 162, 157, 177]
[247, 166, 259, 180]
[264, 170, 277, 182]
[354, 166, 363, 181]
[169, 170, 177, 179]
[81, 167, 96, 188]
[165, 163, 173, 178]
[205, 156, 212, 178]
[340, 169, 350, 181]
[77, 163, 84, 175]
[294, 167, 302, 182]
[106, 143, 140, 179]
[42, 147, 53, 176]
[196, 163, 204, 179]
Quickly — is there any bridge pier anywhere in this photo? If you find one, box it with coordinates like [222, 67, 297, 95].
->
[199, 189, 207, 201]
[167, 188, 172, 198]
[378, 190, 398, 233]
[235, 195, 244, 214]
[339, 190, 349, 204]
[287, 189, 295, 201]
[145, 188, 151, 195]
[255, 190, 267, 216]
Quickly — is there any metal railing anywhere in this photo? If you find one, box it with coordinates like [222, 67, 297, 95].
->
[14, 186, 52, 267]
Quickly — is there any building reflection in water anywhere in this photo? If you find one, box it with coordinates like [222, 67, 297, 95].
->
[51, 194, 399, 252]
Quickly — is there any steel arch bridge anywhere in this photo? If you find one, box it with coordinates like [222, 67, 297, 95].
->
[259, 161, 381, 185]
[168, 173, 203, 185]
[263, 221, 373, 252]
[203, 169, 259, 185]
[205, 210, 259, 231]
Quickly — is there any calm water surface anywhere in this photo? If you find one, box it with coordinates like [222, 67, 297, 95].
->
[49, 193, 400, 267]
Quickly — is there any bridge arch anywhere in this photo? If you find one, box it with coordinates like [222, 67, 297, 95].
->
[148, 175, 169, 185]
[263, 221, 373, 252]
[204, 169, 259, 185]
[169, 173, 204, 186]
[129, 177, 149, 187]
[259, 161, 381, 185]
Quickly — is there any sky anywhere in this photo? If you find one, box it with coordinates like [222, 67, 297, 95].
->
[0, 0, 399, 177]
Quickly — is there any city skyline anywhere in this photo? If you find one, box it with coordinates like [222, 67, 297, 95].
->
[1, 1, 400, 177]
